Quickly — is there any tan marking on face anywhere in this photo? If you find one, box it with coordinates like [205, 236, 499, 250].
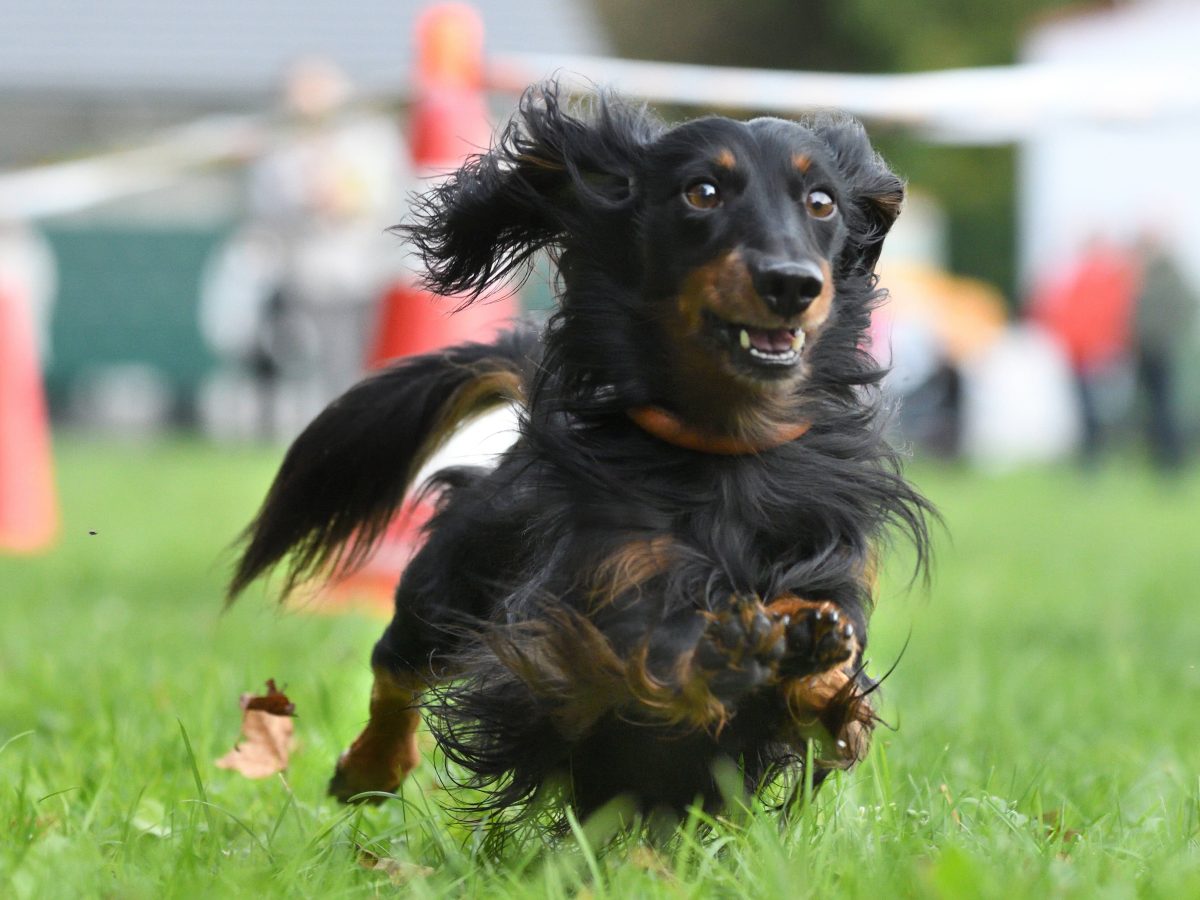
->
[715, 148, 737, 170]
[665, 249, 820, 439]
[797, 259, 835, 336]
[674, 250, 761, 336]
[792, 153, 812, 174]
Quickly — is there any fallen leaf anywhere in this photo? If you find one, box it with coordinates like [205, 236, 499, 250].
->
[939, 783, 962, 828]
[242, 679, 296, 717]
[359, 849, 434, 885]
[1040, 808, 1082, 845]
[629, 846, 675, 880]
[215, 680, 296, 778]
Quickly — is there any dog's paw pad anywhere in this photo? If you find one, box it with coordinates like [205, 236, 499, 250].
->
[695, 596, 786, 701]
[781, 602, 857, 676]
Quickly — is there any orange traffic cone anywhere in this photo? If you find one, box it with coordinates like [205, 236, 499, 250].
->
[367, 2, 517, 369]
[0, 279, 58, 553]
[329, 3, 517, 615]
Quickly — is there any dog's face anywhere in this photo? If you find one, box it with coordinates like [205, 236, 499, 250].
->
[408, 87, 903, 434]
[638, 118, 858, 400]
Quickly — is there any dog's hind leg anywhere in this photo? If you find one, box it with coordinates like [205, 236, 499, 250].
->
[327, 486, 517, 803]
[327, 587, 464, 803]
[327, 665, 425, 803]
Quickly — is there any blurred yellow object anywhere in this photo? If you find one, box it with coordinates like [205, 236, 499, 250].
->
[877, 261, 1008, 364]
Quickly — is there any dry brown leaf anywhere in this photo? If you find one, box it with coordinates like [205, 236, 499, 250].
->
[359, 849, 434, 885]
[242, 678, 296, 716]
[629, 846, 675, 880]
[215, 680, 297, 779]
[1040, 808, 1082, 845]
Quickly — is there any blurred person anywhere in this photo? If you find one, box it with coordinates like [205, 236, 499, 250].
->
[1132, 232, 1198, 471]
[199, 58, 407, 440]
[1029, 236, 1138, 465]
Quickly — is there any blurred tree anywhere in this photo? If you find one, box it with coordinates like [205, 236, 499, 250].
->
[594, 0, 1114, 302]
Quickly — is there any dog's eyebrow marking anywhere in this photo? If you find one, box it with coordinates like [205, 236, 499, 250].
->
[792, 153, 812, 174]
[715, 149, 737, 170]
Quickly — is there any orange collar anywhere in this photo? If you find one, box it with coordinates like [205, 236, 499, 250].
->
[627, 405, 811, 455]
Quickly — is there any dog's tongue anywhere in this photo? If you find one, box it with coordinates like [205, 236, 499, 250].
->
[747, 327, 795, 353]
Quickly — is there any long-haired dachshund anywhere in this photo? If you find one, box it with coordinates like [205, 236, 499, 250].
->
[229, 82, 932, 825]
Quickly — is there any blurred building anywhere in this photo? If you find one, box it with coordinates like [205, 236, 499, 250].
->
[0, 0, 608, 426]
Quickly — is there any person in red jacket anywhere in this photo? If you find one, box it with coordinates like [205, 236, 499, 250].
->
[1030, 236, 1139, 464]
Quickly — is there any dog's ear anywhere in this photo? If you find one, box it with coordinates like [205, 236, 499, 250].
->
[816, 118, 905, 274]
[403, 82, 661, 301]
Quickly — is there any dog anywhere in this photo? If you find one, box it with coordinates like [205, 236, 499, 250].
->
[228, 82, 932, 825]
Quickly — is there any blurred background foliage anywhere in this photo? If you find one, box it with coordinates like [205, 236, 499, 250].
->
[594, 0, 1110, 301]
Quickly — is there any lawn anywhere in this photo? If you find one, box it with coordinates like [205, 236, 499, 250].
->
[2, 439, 1198, 897]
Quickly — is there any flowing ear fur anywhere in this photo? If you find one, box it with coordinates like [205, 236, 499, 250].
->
[402, 81, 662, 302]
[815, 117, 905, 275]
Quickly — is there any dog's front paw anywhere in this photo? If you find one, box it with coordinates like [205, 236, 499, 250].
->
[777, 601, 857, 678]
[694, 595, 787, 704]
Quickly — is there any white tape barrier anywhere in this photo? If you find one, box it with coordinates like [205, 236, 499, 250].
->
[489, 54, 1200, 144]
[4, 55, 1198, 221]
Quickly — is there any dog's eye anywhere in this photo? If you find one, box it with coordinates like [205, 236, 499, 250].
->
[684, 181, 721, 210]
[805, 189, 837, 219]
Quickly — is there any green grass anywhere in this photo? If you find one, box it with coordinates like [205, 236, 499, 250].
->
[2, 439, 1199, 897]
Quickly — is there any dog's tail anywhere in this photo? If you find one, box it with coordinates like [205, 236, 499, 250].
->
[227, 325, 537, 602]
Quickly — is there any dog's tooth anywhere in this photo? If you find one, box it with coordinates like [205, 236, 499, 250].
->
[792, 330, 806, 351]
[739, 329, 751, 350]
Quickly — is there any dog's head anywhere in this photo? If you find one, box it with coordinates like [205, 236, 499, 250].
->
[406, 83, 902, 437]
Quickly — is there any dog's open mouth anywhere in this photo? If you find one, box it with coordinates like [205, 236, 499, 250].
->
[704, 311, 806, 372]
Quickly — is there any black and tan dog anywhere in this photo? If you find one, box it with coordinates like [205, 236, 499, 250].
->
[229, 83, 932, 824]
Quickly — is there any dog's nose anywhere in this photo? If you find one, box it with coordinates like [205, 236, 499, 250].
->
[750, 259, 825, 318]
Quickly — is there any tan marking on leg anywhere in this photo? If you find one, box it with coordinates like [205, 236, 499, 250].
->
[766, 596, 828, 619]
[627, 597, 786, 734]
[862, 545, 880, 595]
[625, 644, 731, 733]
[328, 668, 424, 803]
[589, 536, 676, 608]
[779, 666, 874, 765]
